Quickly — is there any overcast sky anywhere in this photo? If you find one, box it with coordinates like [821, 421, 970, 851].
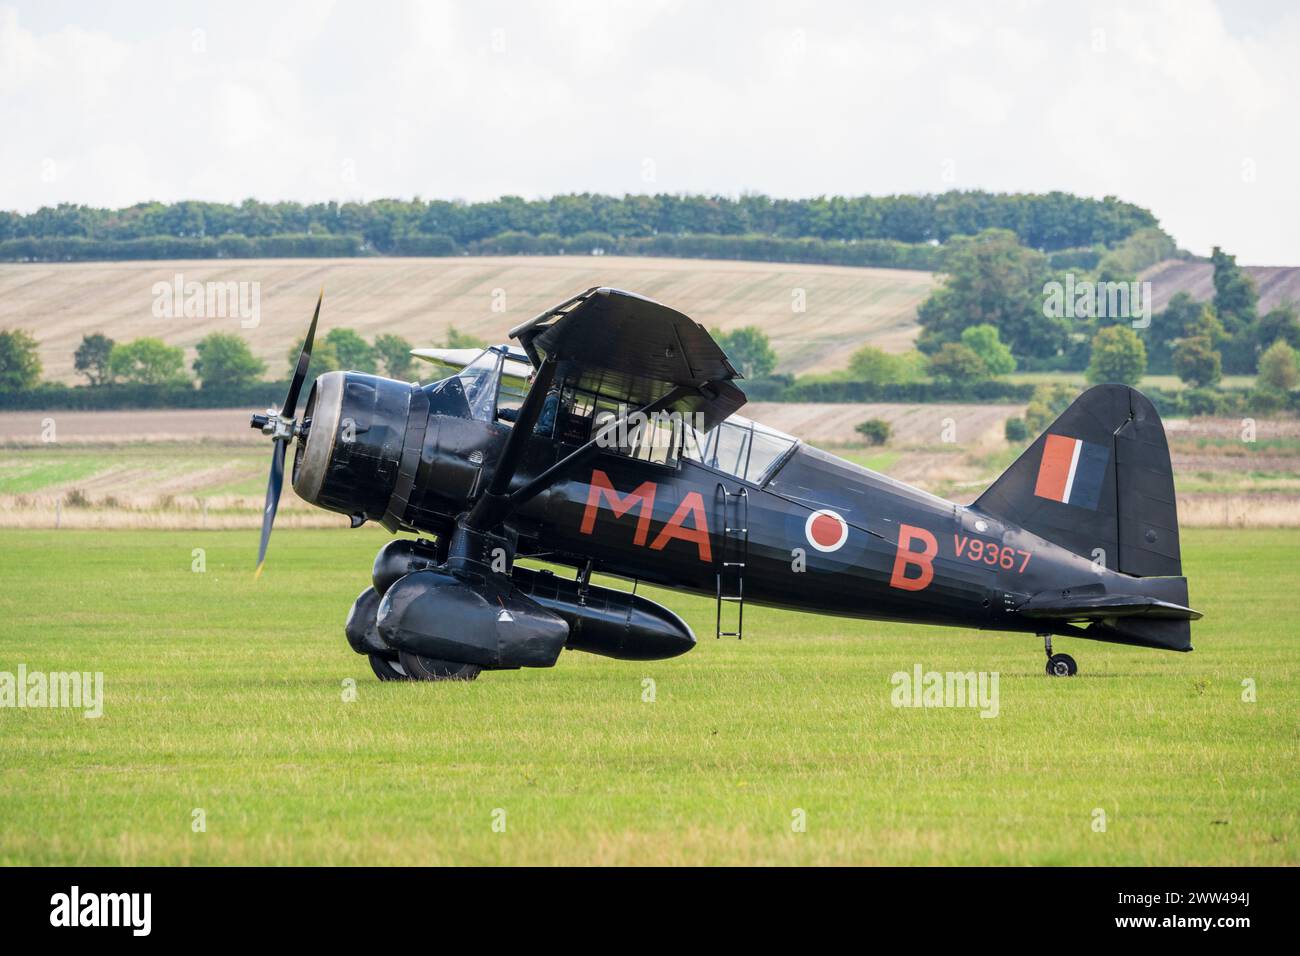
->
[2, 0, 1297, 262]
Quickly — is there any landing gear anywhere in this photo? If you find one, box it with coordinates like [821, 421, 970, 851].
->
[1041, 634, 1078, 677]
[1046, 653, 1078, 677]
[397, 650, 481, 682]
[368, 654, 410, 681]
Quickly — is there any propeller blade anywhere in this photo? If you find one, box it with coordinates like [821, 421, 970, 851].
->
[254, 437, 287, 577]
[281, 289, 323, 419]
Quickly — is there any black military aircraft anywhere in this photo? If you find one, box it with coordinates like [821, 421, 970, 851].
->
[250, 287, 1200, 681]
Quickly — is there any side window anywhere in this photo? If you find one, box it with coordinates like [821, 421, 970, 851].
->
[746, 429, 794, 483]
[710, 421, 751, 475]
[683, 418, 796, 484]
[496, 375, 527, 421]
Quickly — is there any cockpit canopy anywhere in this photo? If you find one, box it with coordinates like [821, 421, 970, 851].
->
[685, 415, 798, 485]
[421, 345, 798, 487]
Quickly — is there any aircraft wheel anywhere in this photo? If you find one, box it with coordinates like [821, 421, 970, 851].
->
[1046, 653, 1078, 677]
[369, 654, 411, 681]
[398, 650, 481, 682]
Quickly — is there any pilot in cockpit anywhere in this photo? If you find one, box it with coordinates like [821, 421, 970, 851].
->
[498, 371, 559, 436]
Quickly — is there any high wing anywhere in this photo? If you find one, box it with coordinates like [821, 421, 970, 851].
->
[411, 346, 533, 393]
[509, 287, 747, 430]
[411, 346, 533, 382]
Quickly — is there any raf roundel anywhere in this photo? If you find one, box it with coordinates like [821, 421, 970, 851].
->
[804, 509, 849, 553]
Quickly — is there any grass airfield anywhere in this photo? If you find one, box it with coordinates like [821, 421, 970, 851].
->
[0, 526, 1295, 866]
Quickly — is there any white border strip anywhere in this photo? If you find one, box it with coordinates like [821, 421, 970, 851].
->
[1061, 437, 1083, 504]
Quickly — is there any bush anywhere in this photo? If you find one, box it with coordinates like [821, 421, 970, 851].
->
[740, 374, 792, 401]
[1257, 339, 1299, 392]
[109, 338, 188, 385]
[74, 333, 115, 385]
[926, 342, 990, 384]
[855, 418, 891, 445]
[1023, 383, 1077, 432]
[1182, 388, 1223, 417]
[1004, 417, 1029, 442]
[1173, 335, 1222, 388]
[193, 333, 265, 388]
[1086, 326, 1147, 385]
[715, 327, 778, 378]
[323, 328, 377, 373]
[847, 347, 925, 384]
[0, 329, 42, 391]
[1247, 388, 1287, 416]
[959, 325, 1016, 376]
[374, 333, 415, 379]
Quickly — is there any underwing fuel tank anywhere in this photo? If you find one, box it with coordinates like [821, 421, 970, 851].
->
[369, 539, 695, 662]
[510, 567, 696, 661]
[376, 569, 569, 669]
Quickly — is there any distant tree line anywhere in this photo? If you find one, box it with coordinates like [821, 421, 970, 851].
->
[909, 227, 1297, 384]
[0, 231, 948, 270]
[0, 325, 439, 410]
[0, 190, 1159, 260]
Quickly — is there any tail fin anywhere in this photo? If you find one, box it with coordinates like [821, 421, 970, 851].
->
[976, 384, 1181, 577]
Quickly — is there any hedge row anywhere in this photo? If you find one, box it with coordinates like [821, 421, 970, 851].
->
[1142, 387, 1300, 418]
[0, 381, 292, 411]
[467, 232, 945, 270]
[1, 230, 944, 271]
[764, 379, 1037, 404]
[0, 234, 364, 261]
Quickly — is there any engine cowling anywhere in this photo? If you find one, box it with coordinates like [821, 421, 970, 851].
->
[292, 371, 414, 521]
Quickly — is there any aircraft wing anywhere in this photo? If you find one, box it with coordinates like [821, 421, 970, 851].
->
[509, 287, 746, 431]
[411, 346, 533, 384]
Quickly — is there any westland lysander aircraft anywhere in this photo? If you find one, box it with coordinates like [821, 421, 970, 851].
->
[251, 287, 1200, 681]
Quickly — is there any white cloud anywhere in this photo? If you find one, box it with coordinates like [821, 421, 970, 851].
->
[0, 0, 1297, 262]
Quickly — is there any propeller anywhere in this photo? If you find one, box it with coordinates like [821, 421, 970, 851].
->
[249, 290, 323, 577]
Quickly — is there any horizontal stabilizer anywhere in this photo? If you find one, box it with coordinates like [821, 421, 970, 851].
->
[1019, 592, 1202, 621]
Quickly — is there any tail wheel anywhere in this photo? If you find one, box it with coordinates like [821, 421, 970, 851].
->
[1046, 653, 1078, 677]
[369, 654, 411, 681]
[397, 650, 481, 682]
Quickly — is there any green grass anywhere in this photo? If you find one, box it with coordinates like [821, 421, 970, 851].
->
[0, 444, 267, 498]
[0, 456, 107, 494]
[0, 527, 1296, 865]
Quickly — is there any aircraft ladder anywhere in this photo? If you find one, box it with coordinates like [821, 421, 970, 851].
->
[715, 484, 749, 639]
